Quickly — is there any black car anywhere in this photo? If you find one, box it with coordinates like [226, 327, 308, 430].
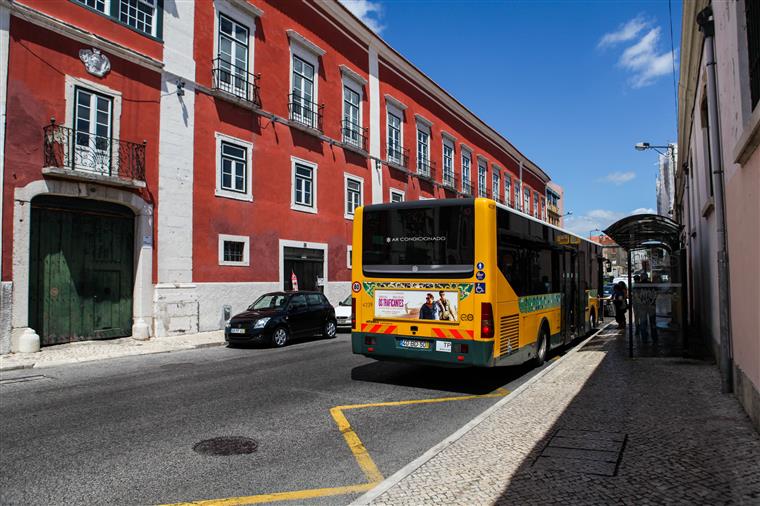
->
[225, 291, 337, 347]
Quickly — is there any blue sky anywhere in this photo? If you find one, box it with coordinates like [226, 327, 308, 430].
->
[340, 0, 681, 236]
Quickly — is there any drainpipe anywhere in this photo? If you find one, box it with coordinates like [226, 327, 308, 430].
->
[697, 6, 733, 394]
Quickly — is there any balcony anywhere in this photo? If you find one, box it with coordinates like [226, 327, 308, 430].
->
[442, 172, 458, 191]
[416, 158, 435, 180]
[547, 202, 560, 215]
[43, 121, 146, 187]
[211, 58, 261, 108]
[386, 145, 410, 170]
[288, 94, 324, 133]
[341, 119, 367, 154]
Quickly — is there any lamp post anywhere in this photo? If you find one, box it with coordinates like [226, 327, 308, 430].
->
[635, 142, 676, 216]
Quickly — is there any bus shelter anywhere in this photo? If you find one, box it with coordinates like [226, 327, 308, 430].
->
[603, 214, 685, 358]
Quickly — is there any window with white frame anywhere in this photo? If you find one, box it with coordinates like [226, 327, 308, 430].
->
[442, 139, 455, 187]
[119, 0, 158, 37]
[217, 14, 250, 99]
[533, 191, 539, 218]
[291, 158, 317, 213]
[215, 133, 252, 201]
[541, 196, 547, 221]
[461, 150, 471, 194]
[514, 181, 521, 210]
[344, 174, 363, 219]
[492, 170, 500, 202]
[387, 110, 402, 164]
[73, 86, 114, 174]
[478, 160, 487, 197]
[524, 187, 531, 214]
[347, 245, 353, 269]
[343, 84, 362, 148]
[390, 188, 405, 202]
[292, 55, 316, 127]
[218, 234, 250, 266]
[505, 175, 512, 206]
[416, 125, 430, 176]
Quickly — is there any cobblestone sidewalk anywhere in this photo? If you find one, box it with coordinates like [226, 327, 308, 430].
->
[0, 331, 225, 371]
[357, 327, 760, 505]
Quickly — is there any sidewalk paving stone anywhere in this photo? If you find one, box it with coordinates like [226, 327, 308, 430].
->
[359, 326, 760, 505]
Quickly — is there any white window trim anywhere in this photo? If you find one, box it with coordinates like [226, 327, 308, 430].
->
[442, 137, 455, 186]
[461, 148, 472, 191]
[339, 64, 367, 86]
[286, 29, 326, 56]
[492, 168, 500, 200]
[344, 172, 364, 220]
[342, 76, 364, 140]
[386, 103, 404, 160]
[289, 36, 320, 107]
[291, 156, 318, 214]
[389, 188, 405, 202]
[414, 113, 433, 128]
[64, 75, 122, 141]
[215, 132, 253, 201]
[441, 131, 456, 142]
[213, 0, 258, 77]
[347, 245, 352, 269]
[218, 234, 250, 266]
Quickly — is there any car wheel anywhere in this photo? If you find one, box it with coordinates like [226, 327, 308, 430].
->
[271, 327, 289, 348]
[534, 327, 548, 366]
[323, 319, 337, 338]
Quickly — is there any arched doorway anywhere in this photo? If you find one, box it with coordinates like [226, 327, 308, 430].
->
[29, 195, 135, 345]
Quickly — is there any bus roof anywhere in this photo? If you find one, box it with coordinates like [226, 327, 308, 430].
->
[360, 198, 600, 249]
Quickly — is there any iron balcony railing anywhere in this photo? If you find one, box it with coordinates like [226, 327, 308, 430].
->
[341, 119, 367, 151]
[416, 158, 435, 179]
[442, 172, 458, 190]
[289, 94, 324, 132]
[387, 145, 410, 169]
[478, 186, 490, 199]
[493, 192, 504, 204]
[461, 180, 473, 196]
[43, 120, 146, 181]
[212, 58, 261, 107]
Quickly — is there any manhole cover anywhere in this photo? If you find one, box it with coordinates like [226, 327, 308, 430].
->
[193, 437, 258, 456]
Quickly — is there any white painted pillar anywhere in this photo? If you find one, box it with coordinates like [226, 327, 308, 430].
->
[131, 209, 154, 339]
[368, 44, 382, 203]
[0, 4, 10, 277]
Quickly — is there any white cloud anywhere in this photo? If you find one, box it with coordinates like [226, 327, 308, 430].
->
[598, 15, 648, 48]
[564, 207, 654, 237]
[599, 16, 677, 88]
[598, 171, 636, 185]
[339, 0, 384, 34]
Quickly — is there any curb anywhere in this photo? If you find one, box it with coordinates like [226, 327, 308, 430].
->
[0, 362, 35, 372]
[351, 323, 614, 506]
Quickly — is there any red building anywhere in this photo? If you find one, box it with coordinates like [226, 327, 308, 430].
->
[0, 0, 553, 351]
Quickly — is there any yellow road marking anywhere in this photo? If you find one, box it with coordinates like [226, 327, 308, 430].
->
[163, 483, 378, 506]
[163, 387, 509, 506]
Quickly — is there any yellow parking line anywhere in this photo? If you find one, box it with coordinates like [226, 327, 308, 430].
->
[163, 483, 377, 506]
[163, 387, 509, 506]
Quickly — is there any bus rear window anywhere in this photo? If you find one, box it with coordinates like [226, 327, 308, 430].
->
[362, 203, 474, 277]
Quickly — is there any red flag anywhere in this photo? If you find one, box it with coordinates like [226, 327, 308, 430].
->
[291, 270, 299, 291]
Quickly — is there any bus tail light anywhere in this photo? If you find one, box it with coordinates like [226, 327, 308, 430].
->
[364, 336, 375, 345]
[351, 297, 356, 329]
[481, 302, 495, 339]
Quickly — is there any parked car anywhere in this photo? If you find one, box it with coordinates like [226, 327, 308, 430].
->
[335, 294, 352, 330]
[602, 283, 615, 316]
[225, 291, 337, 347]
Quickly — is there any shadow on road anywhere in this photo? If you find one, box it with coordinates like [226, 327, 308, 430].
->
[350, 360, 535, 396]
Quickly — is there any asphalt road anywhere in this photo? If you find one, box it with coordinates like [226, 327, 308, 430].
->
[0, 331, 563, 505]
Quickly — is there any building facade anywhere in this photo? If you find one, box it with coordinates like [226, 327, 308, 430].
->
[676, 0, 760, 431]
[0, 0, 555, 352]
[655, 145, 676, 218]
[546, 181, 564, 227]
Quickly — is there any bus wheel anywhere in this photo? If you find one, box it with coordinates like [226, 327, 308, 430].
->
[534, 328, 548, 366]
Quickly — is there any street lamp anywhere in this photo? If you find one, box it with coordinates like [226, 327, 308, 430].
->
[561, 211, 573, 217]
[635, 141, 677, 216]
[634, 141, 674, 157]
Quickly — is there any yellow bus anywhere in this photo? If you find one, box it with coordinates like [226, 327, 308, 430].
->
[351, 198, 602, 367]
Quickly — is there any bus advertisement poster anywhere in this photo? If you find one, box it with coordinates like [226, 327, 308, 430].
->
[374, 290, 459, 321]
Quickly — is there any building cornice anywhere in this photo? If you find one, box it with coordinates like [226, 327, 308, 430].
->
[286, 28, 326, 56]
[314, 0, 550, 184]
[5, 0, 163, 72]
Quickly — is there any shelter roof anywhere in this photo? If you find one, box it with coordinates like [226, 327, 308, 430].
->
[603, 214, 682, 251]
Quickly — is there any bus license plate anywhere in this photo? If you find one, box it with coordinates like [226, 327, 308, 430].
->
[399, 339, 430, 350]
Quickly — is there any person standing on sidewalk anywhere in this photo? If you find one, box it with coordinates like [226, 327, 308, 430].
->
[612, 281, 628, 329]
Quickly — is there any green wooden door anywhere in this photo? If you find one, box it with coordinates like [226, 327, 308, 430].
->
[29, 196, 134, 346]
